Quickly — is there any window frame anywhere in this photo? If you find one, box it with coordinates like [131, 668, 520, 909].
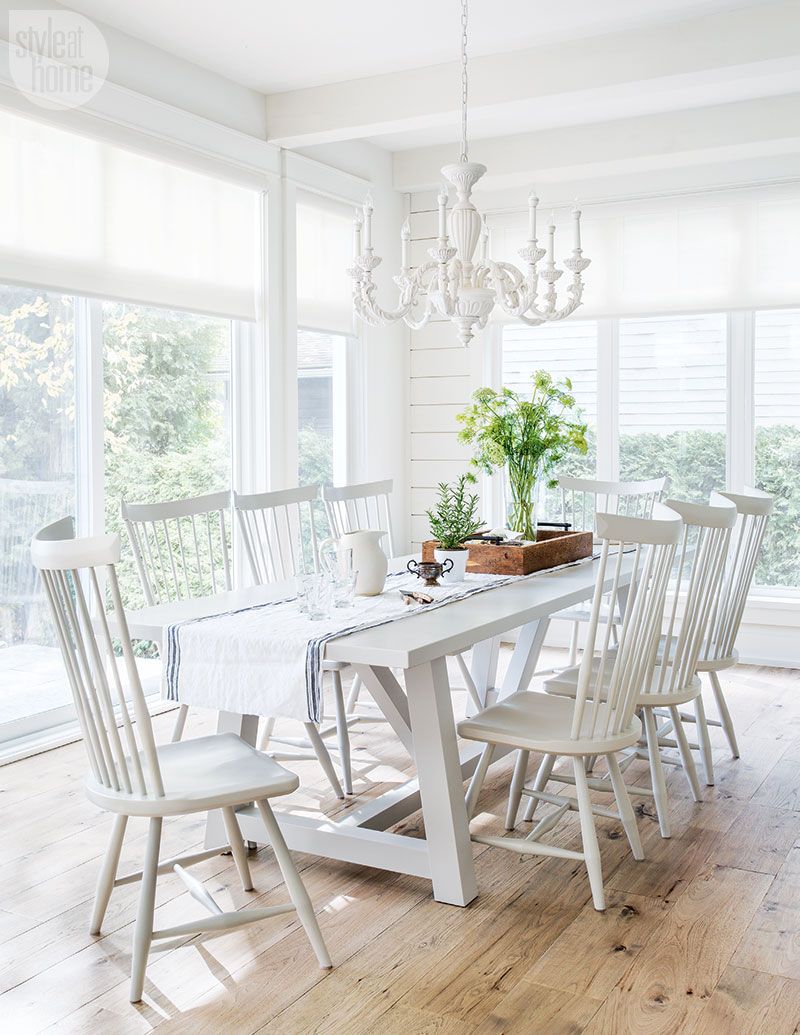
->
[493, 305, 799, 599]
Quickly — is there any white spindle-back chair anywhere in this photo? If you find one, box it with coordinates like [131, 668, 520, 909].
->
[554, 476, 667, 665]
[322, 479, 395, 722]
[31, 518, 331, 1002]
[541, 497, 736, 838]
[122, 491, 232, 605]
[122, 491, 232, 742]
[322, 479, 395, 556]
[458, 506, 683, 910]
[688, 488, 773, 778]
[233, 485, 351, 797]
[234, 485, 321, 583]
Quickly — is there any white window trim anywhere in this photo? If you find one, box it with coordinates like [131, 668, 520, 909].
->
[493, 306, 798, 603]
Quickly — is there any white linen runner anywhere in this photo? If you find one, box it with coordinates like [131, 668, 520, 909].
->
[165, 571, 516, 722]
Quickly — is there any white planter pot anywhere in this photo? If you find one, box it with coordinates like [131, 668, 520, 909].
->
[435, 547, 469, 583]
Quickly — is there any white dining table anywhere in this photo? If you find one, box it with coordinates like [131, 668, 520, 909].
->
[124, 553, 634, 907]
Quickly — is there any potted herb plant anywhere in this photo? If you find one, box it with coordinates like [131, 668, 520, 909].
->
[426, 474, 483, 582]
[456, 371, 588, 541]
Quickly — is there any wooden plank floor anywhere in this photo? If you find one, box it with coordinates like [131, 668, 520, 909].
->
[1, 648, 799, 1034]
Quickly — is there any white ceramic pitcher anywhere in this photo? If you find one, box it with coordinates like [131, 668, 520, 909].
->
[320, 530, 388, 596]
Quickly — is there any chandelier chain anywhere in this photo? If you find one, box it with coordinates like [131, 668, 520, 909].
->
[460, 0, 468, 163]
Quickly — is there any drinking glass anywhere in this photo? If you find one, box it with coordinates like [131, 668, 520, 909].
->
[305, 573, 334, 620]
[332, 570, 358, 608]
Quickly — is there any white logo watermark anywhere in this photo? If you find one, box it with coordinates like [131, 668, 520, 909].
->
[9, 10, 109, 110]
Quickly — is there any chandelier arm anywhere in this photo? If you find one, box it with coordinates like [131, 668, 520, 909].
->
[516, 277, 585, 324]
[354, 262, 440, 324]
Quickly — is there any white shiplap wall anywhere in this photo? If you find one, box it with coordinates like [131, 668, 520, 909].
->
[408, 192, 488, 546]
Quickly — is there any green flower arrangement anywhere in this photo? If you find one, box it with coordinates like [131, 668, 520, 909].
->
[456, 371, 588, 539]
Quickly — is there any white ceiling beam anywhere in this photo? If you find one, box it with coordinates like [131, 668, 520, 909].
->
[265, 1, 800, 147]
[393, 93, 800, 194]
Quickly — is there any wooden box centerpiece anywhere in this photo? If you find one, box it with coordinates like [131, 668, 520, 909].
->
[422, 529, 593, 577]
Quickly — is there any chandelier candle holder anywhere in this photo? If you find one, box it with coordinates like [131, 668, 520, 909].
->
[347, 0, 590, 348]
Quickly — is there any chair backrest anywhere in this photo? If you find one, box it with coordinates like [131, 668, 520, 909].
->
[121, 491, 232, 605]
[650, 497, 737, 696]
[557, 476, 666, 534]
[31, 518, 164, 799]
[234, 485, 322, 584]
[572, 505, 682, 743]
[703, 488, 773, 662]
[322, 479, 395, 555]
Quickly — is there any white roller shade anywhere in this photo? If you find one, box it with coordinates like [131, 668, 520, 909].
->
[488, 185, 800, 319]
[297, 191, 354, 335]
[0, 108, 259, 320]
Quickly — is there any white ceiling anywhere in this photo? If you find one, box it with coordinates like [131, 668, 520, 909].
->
[65, 0, 764, 95]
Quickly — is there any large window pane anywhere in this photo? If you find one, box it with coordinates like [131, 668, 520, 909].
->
[754, 309, 800, 589]
[297, 328, 349, 487]
[103, 302, 232, 609]
[0, 286, 76, 731]
[619, 314, 727, 501]
[502, 320, 597, 522]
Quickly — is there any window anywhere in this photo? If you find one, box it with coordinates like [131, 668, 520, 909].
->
[501, 320, 597, 521]
[0, 286, 76, 733]
[754, 309, 800, 589]
[297, 328, 349, 487]
[103, 302, 232, 609]
[619, 314, 727, 501]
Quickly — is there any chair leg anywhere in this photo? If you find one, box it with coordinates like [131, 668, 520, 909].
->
[89, 813, 128, 935]
[258, 717, 276, 752]
[255, 799, 332, 969]
[129, 816, 162, 1003]
[171, 704, 189, 743]
[568, 622, 580, 667]
[643, 708, 671, 838]
[670, 705, 702, 803]
[221, 806, 254, 892]
[345, 673, 363, 713]
[304, 722, 345, 799]
[331, 670, 353, 795]
[505, 749, 529, 830]
[465, 743, 496, 820]
[606, 754, 643, 860]
[573, 757, 605, 911]
[709, 670, 739, 758]
[522, 753, 555, 822]
[694, 692, 715, 786]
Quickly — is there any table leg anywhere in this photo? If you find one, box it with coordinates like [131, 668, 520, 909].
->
[498, 618, 551, 699]
[404, 657, 477, 906]
[204, 710, 259, 850]
[469, 636, 501, 707]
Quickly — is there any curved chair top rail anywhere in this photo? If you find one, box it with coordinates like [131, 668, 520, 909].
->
[32, 517, 121, 571]
[664, 496, 738, 529]
[321, 479, 393, 504]
[596, 504, 683, 546]
[31, 517, 164, 799]
[234, 484, 319, 511]
[121, 490, 231, 522]
[713, 487, 775, 517]
[557, 475, 667, 496]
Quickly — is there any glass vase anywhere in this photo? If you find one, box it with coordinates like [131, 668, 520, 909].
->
[505, 472, 539, 541]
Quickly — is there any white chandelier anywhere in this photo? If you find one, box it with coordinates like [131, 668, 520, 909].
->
[348, 0, 591, 347]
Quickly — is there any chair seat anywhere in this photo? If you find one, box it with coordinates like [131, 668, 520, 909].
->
[86, 733, 299, 817]
[457, 691, 641, 756]
[544, 659, 701, 708]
